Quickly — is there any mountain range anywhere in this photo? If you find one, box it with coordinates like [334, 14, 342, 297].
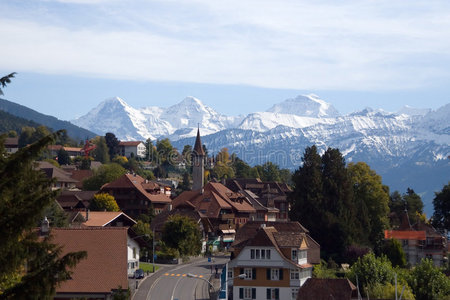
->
[71, 94, 449, 215]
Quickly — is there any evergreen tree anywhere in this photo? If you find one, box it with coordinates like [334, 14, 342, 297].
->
[105, 132, 120, 159]
[320, 148, 356, 260]
[0, 72, 16, 95]
[57, 148, 70, 165]
[381, 238, 406, 268]
[93, 136, 110, 164]
[289, 146, 324, 249]
[432, 182, 450, 232]
[259, 161, 281, 181]
[232, 157, 252, 178]
[403, 188, 424, 224]
[0, 131, 86, 298]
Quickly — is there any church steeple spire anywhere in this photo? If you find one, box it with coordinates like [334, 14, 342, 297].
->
[192, 127, 205, 191]
[194, 127, 205, 156]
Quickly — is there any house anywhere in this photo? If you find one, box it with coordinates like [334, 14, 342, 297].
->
[4, 137, 18, 154]
[80, 211, 137, 228]
[224, 221, 319, 300]
[226, 178, 291, 222]
[100, 173, 172, 218]
[296, 278, 358, 300]
[150, 204, 213, 253]
[51, 227, 131, 299]
[36, 161, 79, 190]
[384, 211, 447, 266]
[48, 145, 82, 158]
[63, 169, 94, 189]
[118, 141, 146, 159]
[172, 182, 256, 250]
[56, 190, 95, 211]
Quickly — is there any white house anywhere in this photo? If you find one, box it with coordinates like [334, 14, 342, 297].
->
[119, 141, 146, 159]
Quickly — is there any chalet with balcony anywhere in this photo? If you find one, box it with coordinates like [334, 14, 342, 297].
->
[225, 221, 320, 300]
[100, 173, 172, 219]
[172, 182, 256, 249]
[226, 178, 291, 222]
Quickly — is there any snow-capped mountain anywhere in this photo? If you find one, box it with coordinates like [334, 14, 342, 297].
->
[266, 94, 340, 117]
[71, 94, 449, 214]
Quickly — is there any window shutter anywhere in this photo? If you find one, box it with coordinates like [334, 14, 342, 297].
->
[239, 288, 243, 299]
[252, 268, 256, 280]
[279, 269, 283, 280]
[266, 288, 271, 299]
[266, 268, 271, 280]
[275, 288, 279, 300]
[252, 288, 256, 299]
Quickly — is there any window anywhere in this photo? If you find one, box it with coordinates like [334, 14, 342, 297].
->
[291, 249, 298, 261]
[271, 268, 279, 280]
[299, 250, 307, 259]
[239, 287, 256, 299]
[266, 288, 279, 300]
[133, 247, 136, 259]
[291, 288, 299, 300]
[290, 269, 299, 280]
[228, 269, 233, 279]
[250, 248, 270, 259]
[244, 268, 253, 280]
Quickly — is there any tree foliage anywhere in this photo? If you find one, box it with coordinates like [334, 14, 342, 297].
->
[0, 72, 16, 95]
[82, 163, 126, 191]
[90, 193, 120, 212]
[161, 215, 202, 257]
[0, 131, 86, 298]
[390, 188, 424, 228]
[92, 136, 110, 164]
[381, 239, 406, 268]
[407, 259, 450, 300]
[348, 162, 390, 252]
[105, 132, 120, 159]
[432, 182, 450, 231]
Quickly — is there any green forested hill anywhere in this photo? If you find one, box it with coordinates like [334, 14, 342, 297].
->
[0, 110, 42, 134]
[0, 98, 97, 140]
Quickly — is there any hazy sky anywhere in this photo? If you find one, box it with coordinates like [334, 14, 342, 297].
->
[1, 0, 449, 120]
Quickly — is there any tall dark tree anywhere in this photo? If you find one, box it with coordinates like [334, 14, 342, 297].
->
[0, 131, 86, 298]
[105, 132, 120, 159]
[233, 157, 252, 178]
[289, 146, 324, 249]
[432, 182, 450, 232]
[403, 188, 424, 223]
[389, 188, 424, 227]
[57, 148, 70, 165]
[320, 148, 356, 259]
[162, 215, 202, 257]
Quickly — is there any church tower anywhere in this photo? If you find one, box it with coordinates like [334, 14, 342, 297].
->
[192, 128, 205, 192]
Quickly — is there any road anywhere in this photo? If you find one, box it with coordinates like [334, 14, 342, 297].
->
[133, 256, 228, 300]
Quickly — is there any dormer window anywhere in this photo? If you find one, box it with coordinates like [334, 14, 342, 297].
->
[291, 249, 298, 261]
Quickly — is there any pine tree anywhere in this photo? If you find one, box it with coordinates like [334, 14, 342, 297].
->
[0, 131, 86, 298]
[432, 182, 450, 231]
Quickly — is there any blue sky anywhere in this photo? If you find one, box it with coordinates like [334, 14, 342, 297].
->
[1, 0, 449, 120]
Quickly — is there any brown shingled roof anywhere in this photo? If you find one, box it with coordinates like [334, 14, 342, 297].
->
[297, 278, 358, 300]
[52, 227, 129, 295]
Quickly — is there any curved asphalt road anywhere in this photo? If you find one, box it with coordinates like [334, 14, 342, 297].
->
[133, 256, 228, 300]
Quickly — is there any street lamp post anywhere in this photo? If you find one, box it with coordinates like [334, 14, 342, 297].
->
[187, 273, 216, 299]
[219, 274, 246, 300]
[152, 227, 155, 273]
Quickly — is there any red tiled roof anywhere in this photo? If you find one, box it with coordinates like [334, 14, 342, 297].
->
[52, 227, 128, 294]
[384, 230, 426, 240]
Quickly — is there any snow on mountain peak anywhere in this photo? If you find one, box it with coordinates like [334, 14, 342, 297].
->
[267, 94, 340, 118]
[397, 105, 431, 116]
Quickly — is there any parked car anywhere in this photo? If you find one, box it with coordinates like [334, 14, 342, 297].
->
[134, 269, 144, 279]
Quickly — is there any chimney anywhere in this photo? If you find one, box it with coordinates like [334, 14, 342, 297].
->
[40, 216, 50, 236]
